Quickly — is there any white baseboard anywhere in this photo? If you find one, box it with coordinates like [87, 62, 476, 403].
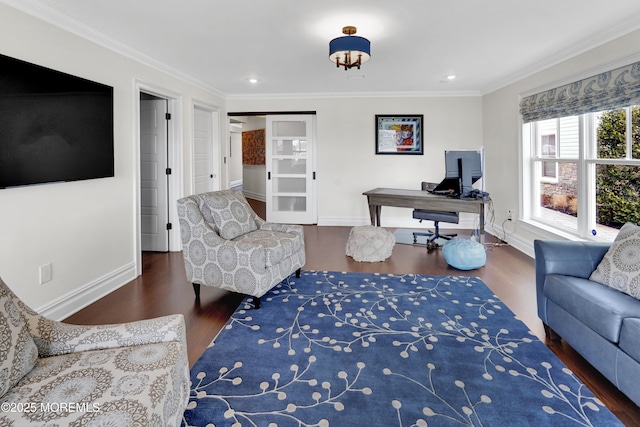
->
[36, 262, 138, 321]
[485, 222, 534, 258]
[230, 180, 243, 190]
[243, 191, 266, 202]
[317, 216, 370, 226]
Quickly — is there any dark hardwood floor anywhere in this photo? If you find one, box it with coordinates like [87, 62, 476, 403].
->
[65, 200, 640, 426]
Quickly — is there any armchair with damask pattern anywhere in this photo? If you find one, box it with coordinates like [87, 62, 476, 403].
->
[0, 276, 189, 426]
[177, 190, 305, 308]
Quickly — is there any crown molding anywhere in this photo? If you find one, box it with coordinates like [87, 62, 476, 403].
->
[519, 51, 640, 99]
[1, 0, 227, 98]
[481, 14, 640, 96]
[0, 0, 482, 101]
[225, 90, 482, 101]
[6, 0, 640, 101]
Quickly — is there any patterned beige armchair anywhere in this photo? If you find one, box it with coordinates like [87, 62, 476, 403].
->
[177, 190, 305, 308]
[0, 276, 189, 426]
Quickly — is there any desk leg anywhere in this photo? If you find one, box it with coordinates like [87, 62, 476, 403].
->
[368, 204, 380, 226]
[479, 204, 485, 244]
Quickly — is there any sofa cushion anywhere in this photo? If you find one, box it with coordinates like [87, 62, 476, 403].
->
[620, 318, 640, 363]
[544, 274, 640, 343]
[205, 191, 257, 240]
[590, 222, 640, 299]
[0, 289, 38, 396]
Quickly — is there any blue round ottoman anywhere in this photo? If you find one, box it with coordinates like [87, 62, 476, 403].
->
[442, 238, 486, 270]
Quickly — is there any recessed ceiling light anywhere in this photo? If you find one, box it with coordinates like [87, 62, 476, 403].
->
[247, 78, 258, 84]
[439, 74, 457, 83]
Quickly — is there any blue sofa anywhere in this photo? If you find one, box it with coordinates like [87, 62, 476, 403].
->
[534, 240, 640, 407]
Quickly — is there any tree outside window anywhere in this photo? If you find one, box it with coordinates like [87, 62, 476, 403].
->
[596, 106, 640, 228]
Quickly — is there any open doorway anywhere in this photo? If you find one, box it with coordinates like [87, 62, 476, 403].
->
[229, 119, 243, 190]
[139, 93, 169, 252]
[232, 115, 267, 200]
[135, 82, 183, 276]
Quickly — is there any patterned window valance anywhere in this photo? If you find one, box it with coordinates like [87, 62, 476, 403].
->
[520, 61, 640, 123]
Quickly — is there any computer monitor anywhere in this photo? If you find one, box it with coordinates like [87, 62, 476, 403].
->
[444, 149, 483, 198]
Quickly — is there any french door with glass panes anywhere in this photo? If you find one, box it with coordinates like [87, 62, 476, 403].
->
[266, 115, 317, 224]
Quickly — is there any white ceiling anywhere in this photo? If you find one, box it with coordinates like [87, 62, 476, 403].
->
[9, 0, 640, 98]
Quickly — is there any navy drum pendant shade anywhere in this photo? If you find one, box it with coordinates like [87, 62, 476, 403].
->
[329, 26, 371, 70]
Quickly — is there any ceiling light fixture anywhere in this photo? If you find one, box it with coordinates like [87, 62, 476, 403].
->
[329, 26, 371, 71]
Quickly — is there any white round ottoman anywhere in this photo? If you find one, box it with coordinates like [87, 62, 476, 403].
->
[345, 225, 395, 262]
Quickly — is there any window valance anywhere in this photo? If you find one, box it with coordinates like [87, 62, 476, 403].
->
[520, 61, 640, 123]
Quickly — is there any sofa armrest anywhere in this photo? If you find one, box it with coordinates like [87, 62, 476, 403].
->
[534, 240, 610, 278]
[23, 313, 186, 357]
[533, 240, 610, 323]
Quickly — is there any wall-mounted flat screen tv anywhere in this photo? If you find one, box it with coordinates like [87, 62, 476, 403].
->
[0, 53, 114, 189]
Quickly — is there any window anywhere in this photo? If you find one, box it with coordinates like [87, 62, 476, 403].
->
[541, 134, 557, 179]
[523, 106, 640, 241]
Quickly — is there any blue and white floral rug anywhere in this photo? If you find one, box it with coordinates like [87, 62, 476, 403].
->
[183, 271, 622, 426]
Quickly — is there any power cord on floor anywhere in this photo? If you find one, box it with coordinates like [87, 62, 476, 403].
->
[480, 200, 516, 249]
[497, 217, 517, 244]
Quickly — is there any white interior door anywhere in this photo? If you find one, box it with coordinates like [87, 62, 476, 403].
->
[193, 105, 218, 194]
[266, 115, 317, 224]
[140, 98, 169, 252]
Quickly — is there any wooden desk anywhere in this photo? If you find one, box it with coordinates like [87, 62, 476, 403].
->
[363, 187, 490, 243]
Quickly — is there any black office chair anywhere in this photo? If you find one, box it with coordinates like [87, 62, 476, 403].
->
[412, 182, 460, 250]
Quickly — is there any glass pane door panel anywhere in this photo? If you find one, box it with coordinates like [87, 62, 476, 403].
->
[273, 177, 306, 193]
[273, 196, 307, 212]
[266, 114, 315, 224]
[272, 139, 308, 155]
[273, 121, 307, 137]
[273, 158, 307, 174]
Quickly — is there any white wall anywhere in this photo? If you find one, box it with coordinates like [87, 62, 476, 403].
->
[228, 96, 483, 227]
[483, 28, 640, 256]
[0, 4, 226, 316]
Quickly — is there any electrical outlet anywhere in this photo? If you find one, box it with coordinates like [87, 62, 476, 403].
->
[507, 210, 513, 221]
[39, 263, 52, 284]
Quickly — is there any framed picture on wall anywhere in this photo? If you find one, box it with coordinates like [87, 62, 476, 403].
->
[375, 114, 424, 155]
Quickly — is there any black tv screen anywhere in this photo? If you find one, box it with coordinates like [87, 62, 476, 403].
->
[0, 53, 114, 189]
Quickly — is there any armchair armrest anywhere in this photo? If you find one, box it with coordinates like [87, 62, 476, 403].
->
[24, 313, 186, 357]
[533, 240, 610, 323]
[259, 222, 304, 237]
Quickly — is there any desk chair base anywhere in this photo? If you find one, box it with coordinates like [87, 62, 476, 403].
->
[412, 223, 457, 250]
